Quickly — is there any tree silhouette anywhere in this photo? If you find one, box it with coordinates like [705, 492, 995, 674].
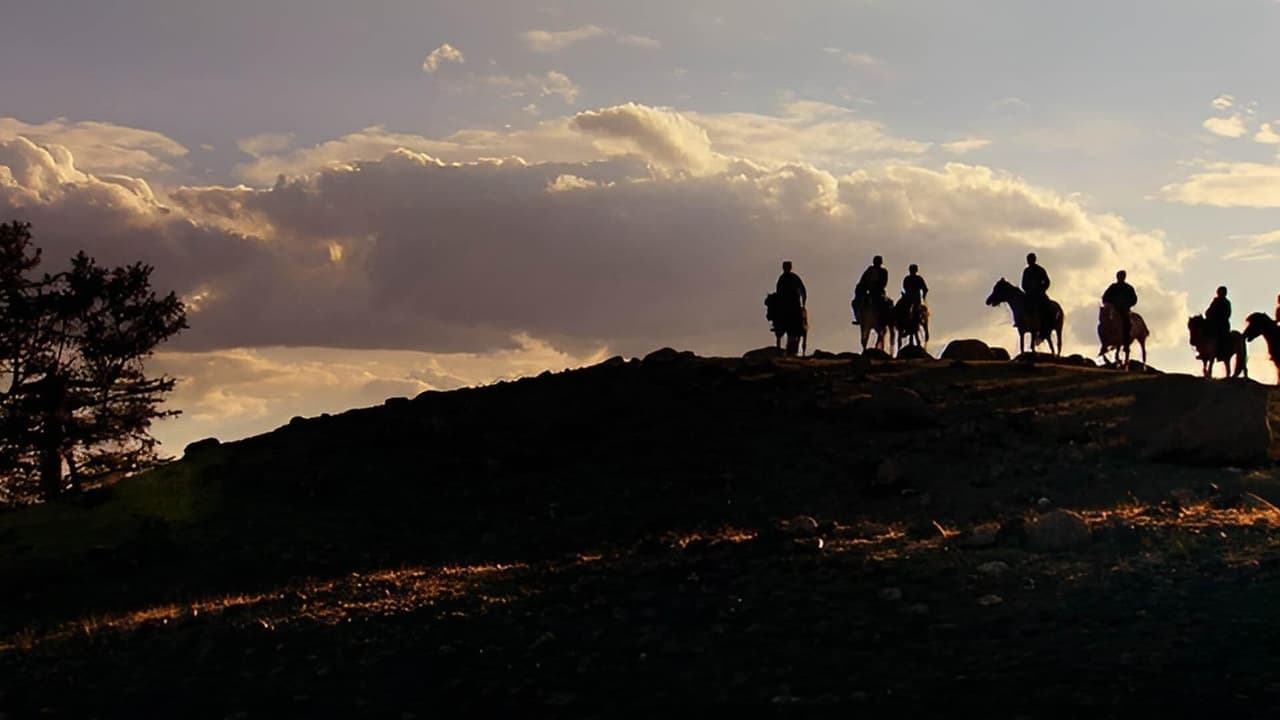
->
[0, 221, 187, 503]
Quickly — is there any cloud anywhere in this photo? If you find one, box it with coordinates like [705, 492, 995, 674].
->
[1203, 114, 1249, 138]
[0, 117, 188, 175]
[823, 48, 882, 68]
[237, 132, 295, 158]
[482, 70, 580, 103]
[940, 138, 992, 155]
[150, 337, 606, 449]
[1224, 229, 1280, 262]
[3, 117, 1196, 446]
[1256, 122, 1280, 144]
[523, 25, 608, 52]
[572, 103, 723, 174]
[422, 43, 465, 73]
[617, 34, 661, 49]
[1162, 162, 1280, 207]
[522, 25, 660, 52]
[1211, 95, 1236, 111]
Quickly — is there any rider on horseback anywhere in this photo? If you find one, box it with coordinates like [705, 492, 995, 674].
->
[1101, 269, 1138, 346]
[901, 264, 928, 312]
[1021, 252, 1052, 333]
[1206, 286, 1232, 354]
[852, 255, 888, 325]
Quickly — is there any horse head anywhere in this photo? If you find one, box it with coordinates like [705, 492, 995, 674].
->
[1243, 312, 1273, 341]
[985, 278, 1012, 307]
[1187, 315, 1206, 345]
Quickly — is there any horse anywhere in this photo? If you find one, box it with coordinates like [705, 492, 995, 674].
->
[1096, 303, 1148, 369]
[893, 296, 930, 352]
[1243, 312, 1280, 381]
[985, 278, 1064, 356]
[1187, 314, 1247, 378]
[852, 294, 894, 352]
[765, 293, 807, 357]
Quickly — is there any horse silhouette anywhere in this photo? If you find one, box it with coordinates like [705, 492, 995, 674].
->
[765, 293, 807, 357]
[893, 296, 930, 352]
[1188, 314, 1247, 378]
[1097, 303, 1148, 369]
[852, 295, 894, 352]
[985, 278, 1063, 356]
[1243, 312, 1280, 381]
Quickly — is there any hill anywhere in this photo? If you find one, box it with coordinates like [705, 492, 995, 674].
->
[4, 348, 1280, 716]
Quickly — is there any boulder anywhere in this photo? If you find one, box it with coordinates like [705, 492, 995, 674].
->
[183, 437, 221, 459]
[1129, 376, 1272, 467]
[643, 347, 696, 364]
[1026, 510, 1091, 552]
[941, 339, 998, 361]
[989, 347, 1012, 361]
[862, 348, 892, 362]
[743, 346, 785, 361]
[896, 345, 934, 361]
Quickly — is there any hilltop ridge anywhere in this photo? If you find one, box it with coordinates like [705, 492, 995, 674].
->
[4, 347, 1280, 716]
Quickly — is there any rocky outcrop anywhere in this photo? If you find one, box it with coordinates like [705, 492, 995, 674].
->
[941, 339, 1008, 361]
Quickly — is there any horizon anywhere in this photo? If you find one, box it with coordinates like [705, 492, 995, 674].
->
[3, 0, 1280, 450]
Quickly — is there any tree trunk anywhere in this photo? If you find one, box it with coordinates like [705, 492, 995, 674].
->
[37, 375, 68, 501]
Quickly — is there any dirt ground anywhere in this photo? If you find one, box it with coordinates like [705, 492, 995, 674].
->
[4, 352, 1280, 718]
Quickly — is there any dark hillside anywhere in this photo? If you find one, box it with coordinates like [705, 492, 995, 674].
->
[4, 351, 1280, 717]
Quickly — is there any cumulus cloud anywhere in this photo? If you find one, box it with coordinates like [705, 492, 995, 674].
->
[1162, 162, 1280, 207]
[231, 102, 929, 184]
[573, 103, 723, 174]
[1203, 114, 1249, 138]
[0, 117, 188, 175]
[1256, 123, 1280, 144]
[422, 43, 465, 73]
[1211, 95, 1236, 111]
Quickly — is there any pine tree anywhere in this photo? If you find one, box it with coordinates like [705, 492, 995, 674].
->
[0, 221, 187, 503]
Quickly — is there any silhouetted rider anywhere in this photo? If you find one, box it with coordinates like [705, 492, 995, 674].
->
[852, 255, 888, 324]
[776, 260, 807, 309]
[1102, 269, 1138, 346]
[1021, 252, 1051, 329]
[902, 264, 928, 308]
[1206, 285, 1232, 352]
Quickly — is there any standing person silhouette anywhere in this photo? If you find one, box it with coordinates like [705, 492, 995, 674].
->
[852, 255, 888, 325]
[1102, 270, 1138, 347]
[776, 260, 807, 310]
[1021, 252, 1051, 331]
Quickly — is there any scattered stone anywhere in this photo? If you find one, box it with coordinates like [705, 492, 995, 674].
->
[977, 594, 1004, 607]
[1169, 488, 1198, 508]
[785, 515, 820, 538]
[897, 345, 934, 361]
[879, 587, 903, 602]
[989, 347, 1012, 361]
[862, 348, 892, 362]
[1026, 509, 1091, 552]
[809, 350, 838, 360]
[839, 521, 892, 539]
[1036, 497, 1053, 511]
[861, 385, 936, 429]
[383, 396, 410, 408]
[1129, 375, 1272, 467]
[977, 561, 1010, 577]
[743, 346, 785, 361]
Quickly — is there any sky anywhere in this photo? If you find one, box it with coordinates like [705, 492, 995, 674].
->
[3, 0, 1280, 451]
